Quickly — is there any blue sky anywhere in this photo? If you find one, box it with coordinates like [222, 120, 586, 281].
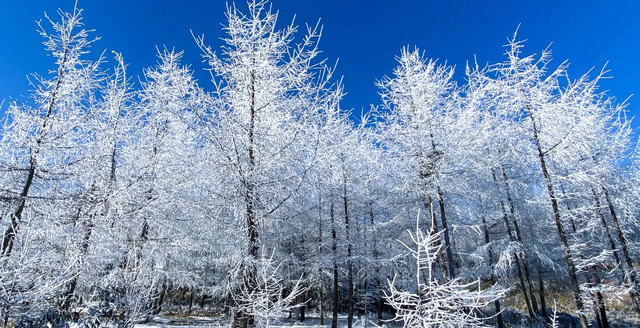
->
[0, 1, 638, 127]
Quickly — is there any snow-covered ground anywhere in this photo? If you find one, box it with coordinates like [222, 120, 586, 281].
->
[132, 312, 640, 328]
[135, 314, 396, 328]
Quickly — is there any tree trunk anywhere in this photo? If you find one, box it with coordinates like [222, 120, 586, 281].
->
[246, 60, 259, 260]
[298, 233, 307, 322]
[233, 63, 260, 328]
[2, 48, 68, 258]
[437, 188, 456, 278]
[593, 298, 603, 328]
[501, 168, 539, 314]
[564, 185, 611, 327]
[493, 170, 534, 318]
[423, 195, 448, 282]
[318, 193, 325, 326]
[155, 281, 167, 315]
[61, 212, 96, 309]
[538, 269, 548, 319]
[319, 282, 324, 326]
[369, 200, 383, 326]
[343, 177, 354, 328]
[591, 189, 622, 271]
[298, 295, 306, 322]
[330, 201, 339, 328]
[592, 271, 610, 328]
[527, 110, 588, 328]
[601, 185, 640, 314]
[482, 214, 504, 328]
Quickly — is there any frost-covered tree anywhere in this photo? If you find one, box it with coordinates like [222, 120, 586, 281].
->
[0, 4, 106, 321]
[385, 210, 505, 328]
[1, 1, 639, 327]
[376, 48, 458, 281]
[191, 0, 343, 325]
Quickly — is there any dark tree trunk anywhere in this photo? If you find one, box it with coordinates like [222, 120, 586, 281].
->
[61, 213, 96, 310]
[188, 289, 194, 316]
[482, 214, 504, 328]
[592, 273, 609, 328]
[601, 186, 640, 314]
[527, 111, 588, 328]
[493, 170, 534, 318]
[343, 176, 354, 328]
[246, 61, 259, 259]
[319, 282, 324, 326]
[564, 185, 611, 327]
[318, 194, 325, 326]
[538, 269, 548, 319]
[437, 188, 456, 279]
[501, 168, 538, 314]
[2, 48, 68, 258]
[591, 189, 622, 271]
[155, 281, 167, 315]
[330, 201, 339, 328]
[233, 62, 260, 328]
[369, 200, 383, 326]
[1, 160, 34, 258]
[593, 298, 603, 328]
[423, 195, 448, 282]
[298, 299, 306, 322]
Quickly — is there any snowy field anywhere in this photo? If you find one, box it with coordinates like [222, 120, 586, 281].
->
[129, 311, 640, 328]
[128, 312, 640, 328]
[134, 315, 396, 328]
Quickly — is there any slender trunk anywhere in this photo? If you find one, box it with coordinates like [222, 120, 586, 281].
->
[188, 289, 194, 316]
[298, 234, 307, 322]
[2, 49, 69, 257]
[564, 186, 611, 327]
[501, 168, 538, 314]
[136, 218, 150, 270]
[593, 298, 603, 328]
[592, 188, 636, 316]
[369, 200, 383, 326]
[319, 285, 324, 325]
[527, 110, 587, 328]
[591, 189, 622, 271]
[343, 176, 354, 328]
[493, 170, 533, 318]
[502, 201, 533, 318]
[423, 195, 448, 282]
[559, 183, 578, 233]
[61, 212, 96, 309]
[427, 134, 455, 279]
[318, 193, 325, 326]
[522, 254, 538, 314]
[1, 160, 34, 258]
[155, 281, 167, 314]
[538, 269, 548, 319]
[246, 66, 258, 259]
[234, 63, 259, 328]
[331, 201, 339, 328]
[482, 214, 504, 328]
[601, 186, 640, 314]
[591, 270, 609, 328]
[437, 188, 456, 278]
[596, 292, 608, 328]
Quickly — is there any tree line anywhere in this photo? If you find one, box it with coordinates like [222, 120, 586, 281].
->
[1, 2, 638, 328]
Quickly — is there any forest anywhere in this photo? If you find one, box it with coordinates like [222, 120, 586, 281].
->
[0, 1, 639, 328]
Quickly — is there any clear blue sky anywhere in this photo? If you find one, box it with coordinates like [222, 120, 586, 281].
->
[0, 1, 638, 127]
